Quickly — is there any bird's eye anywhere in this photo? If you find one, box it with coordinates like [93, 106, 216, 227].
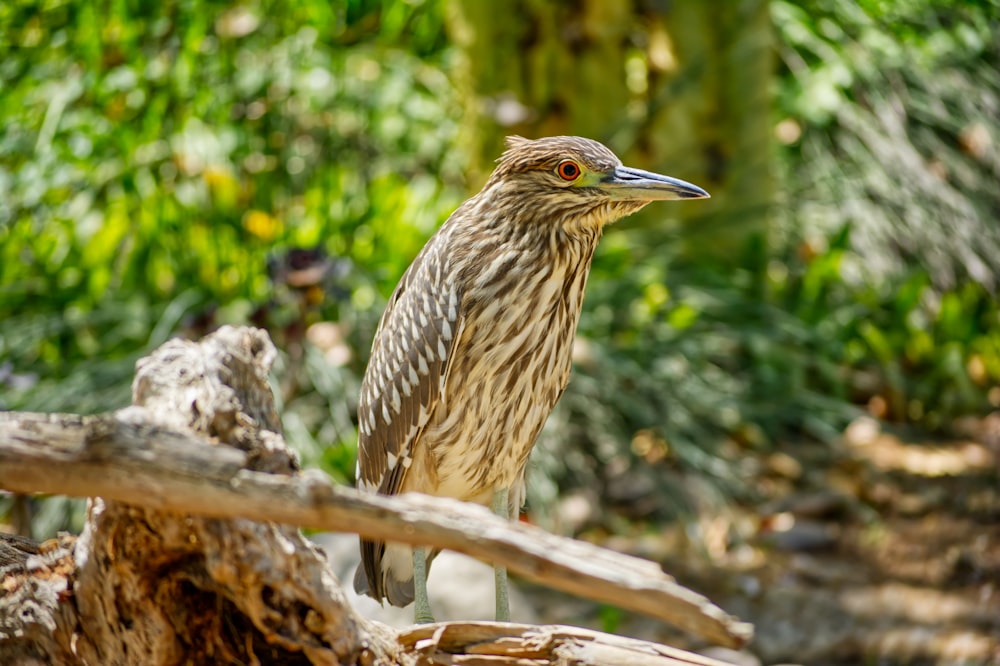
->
[556, 160, 581, 181]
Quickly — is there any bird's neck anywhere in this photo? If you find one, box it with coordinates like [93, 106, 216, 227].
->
[455, 190, 603, 266]
[442, 192, 602, 308]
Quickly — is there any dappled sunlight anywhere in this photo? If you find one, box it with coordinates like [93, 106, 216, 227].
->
[841, 583, 998, 625]
[845, 417, 996, 476]
[859, 627, 999, 665]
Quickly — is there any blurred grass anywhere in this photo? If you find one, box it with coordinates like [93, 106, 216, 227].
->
[2, 0, 999, 537]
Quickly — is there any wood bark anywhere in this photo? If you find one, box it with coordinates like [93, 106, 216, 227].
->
[0, 326, 751, 664]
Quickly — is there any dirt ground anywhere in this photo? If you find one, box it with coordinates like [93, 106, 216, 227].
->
[527, 415, 1000, 665]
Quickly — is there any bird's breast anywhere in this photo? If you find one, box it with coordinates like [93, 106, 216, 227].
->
[413, 237, 597, 505]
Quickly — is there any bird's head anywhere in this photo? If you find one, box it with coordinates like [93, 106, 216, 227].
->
[484, 135, 709, 231]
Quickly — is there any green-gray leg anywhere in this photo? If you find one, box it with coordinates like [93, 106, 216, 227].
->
[492, 488, 510, 622]
[412, 546, 435, 624]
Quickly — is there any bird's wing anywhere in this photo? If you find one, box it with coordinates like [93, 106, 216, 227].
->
[355, 242, 462, 499]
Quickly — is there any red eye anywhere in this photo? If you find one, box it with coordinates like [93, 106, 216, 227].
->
[557, 160, 581, 181]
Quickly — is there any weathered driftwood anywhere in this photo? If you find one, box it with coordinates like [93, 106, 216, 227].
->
[0, 533, 37, 570]
[398, 622, 734, 665]
[0, 326, 751, 664]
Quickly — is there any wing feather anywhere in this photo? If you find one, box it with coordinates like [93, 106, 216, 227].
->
[355, 239, 463, 602]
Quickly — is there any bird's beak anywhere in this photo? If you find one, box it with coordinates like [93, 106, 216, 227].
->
[601, 165, 710, 201]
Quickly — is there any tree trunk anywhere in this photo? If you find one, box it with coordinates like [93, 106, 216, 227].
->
[639, 0, 773, 255]
[446, 0, 633, 181]
[446, 0, 774, 252]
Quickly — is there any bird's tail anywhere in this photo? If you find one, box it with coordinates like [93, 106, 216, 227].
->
[353, 539, 440, 607]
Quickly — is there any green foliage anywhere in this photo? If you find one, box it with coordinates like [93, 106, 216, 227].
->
[598, 604, 624, 634]
[770, 229, 1000, 430]
[0, 0, 462, 421]
[767, 0, 1000, 428]
[772, 0, 1000, 288]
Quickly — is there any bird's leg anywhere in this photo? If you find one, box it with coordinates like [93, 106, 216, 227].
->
[412, 546, 435, 624]
[492, 487, 510, 622]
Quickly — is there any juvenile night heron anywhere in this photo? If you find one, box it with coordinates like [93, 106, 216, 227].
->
[354, 136, 709, 622]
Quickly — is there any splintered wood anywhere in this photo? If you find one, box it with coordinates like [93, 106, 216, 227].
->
[398, 623, 735, 666]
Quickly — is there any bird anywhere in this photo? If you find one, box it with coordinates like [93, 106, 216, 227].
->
[353, 135, 709, 623]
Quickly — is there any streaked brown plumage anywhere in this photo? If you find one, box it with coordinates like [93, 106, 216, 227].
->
[354, 136, 708, 612]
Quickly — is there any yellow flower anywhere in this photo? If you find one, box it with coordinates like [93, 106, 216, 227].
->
[243, 210, 281, 241]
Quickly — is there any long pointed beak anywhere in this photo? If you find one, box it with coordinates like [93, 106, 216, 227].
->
[601, 165, 710, 201]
